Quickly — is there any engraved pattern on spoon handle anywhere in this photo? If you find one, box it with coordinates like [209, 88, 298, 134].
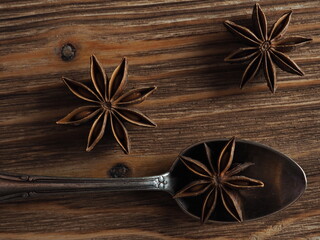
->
[0, 172, 171, 202]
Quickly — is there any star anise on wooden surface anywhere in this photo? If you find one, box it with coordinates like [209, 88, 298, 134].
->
[224, 3, 312, 93]
[174, 137, 264, 224]
[57, 55, 157, 153]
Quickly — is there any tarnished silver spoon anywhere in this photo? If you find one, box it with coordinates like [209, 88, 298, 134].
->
[0, 138, 306, 223]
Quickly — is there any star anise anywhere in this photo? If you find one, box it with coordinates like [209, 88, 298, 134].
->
[57, 55, 157, 153]
[224, 3, 312, 93]
[174, 137, 264, 224]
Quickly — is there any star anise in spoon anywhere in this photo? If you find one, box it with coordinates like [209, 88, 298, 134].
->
[224, 3, 312, 93]
[57, 55, 157, 153]
[174, 137, 264, 224]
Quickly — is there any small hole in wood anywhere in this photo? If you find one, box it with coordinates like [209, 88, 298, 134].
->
[108, 163, 130, 178]
[61, 43, 76, 61]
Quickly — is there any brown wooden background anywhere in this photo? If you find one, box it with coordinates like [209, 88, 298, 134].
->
[0, 0, 319, 239]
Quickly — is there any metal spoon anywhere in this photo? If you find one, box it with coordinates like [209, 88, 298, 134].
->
[0, 139, 306, 222]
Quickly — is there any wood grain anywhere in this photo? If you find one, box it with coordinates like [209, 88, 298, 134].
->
[0, 0, 319, 239]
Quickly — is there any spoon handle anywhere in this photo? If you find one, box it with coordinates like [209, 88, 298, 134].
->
[0, 172, 170, 202]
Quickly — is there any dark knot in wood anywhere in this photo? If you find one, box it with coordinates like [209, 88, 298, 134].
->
[61, 43, 76, 61]
[109, 163, 130, 178]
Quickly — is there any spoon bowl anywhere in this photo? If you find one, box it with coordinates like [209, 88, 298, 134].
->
[169, 139, 307, 222]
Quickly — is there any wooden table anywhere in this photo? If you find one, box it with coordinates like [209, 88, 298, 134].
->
[0, 1, 319, 239]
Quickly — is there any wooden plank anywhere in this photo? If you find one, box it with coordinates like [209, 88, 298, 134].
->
[0, 0, 319, 239]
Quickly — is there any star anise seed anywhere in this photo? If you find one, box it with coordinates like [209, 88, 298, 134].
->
[57, 55, 157, 153]
[224, 3, 312, 93]
[174, 137, 264, 224]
